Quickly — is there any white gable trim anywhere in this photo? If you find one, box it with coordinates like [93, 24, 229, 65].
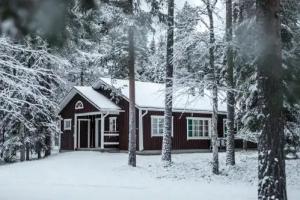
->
[58, 87, 121, 114]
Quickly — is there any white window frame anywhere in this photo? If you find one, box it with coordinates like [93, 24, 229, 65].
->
[186, 117, 211, 140]
[151, 115, 173, 137]
[64, 119, 72, 130]
[109, 117, 117, 132]
[75, 101, 84, 110]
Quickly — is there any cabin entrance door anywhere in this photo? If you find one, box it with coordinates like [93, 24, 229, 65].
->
[78, 119, 90, 148]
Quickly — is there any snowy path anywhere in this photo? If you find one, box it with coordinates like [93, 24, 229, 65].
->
[0, 151, 299, 200]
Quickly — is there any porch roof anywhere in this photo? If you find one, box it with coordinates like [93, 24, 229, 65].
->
[59, 86, 121, 114]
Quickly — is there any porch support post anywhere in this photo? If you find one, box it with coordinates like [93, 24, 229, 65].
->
[100, 112, 109, 149]
[95, 119, 99, 148]
[58, 115, 62, 151]
[138, 110, 148, 151]
[87, 119, 91, 148]
[101, 113, 104, 149]
[74, 114, 78, 150]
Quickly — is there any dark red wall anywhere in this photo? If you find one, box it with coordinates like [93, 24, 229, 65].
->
[60, 86, 256, 151]
[141, 111, 227, 150]
[60, 94, 99, 150]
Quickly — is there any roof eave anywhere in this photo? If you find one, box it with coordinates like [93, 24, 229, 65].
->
[58, 87, 121, 115]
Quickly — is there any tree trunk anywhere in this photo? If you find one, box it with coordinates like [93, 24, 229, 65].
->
[44, 132, 51, 157]
[207, 1, 219, 175]
[20, 146, 25, 162]
[20, 123, 25, 162]
[161, 0, 174, 165]
[25, 143, 30, 161]
[127, 0, 136, 167]
[36, 141, 42, 159]
[80, 67, 84, 86]
[256, 0, 287, 199]
[225, 0, 235, 166]
[37, 150, 41, 159]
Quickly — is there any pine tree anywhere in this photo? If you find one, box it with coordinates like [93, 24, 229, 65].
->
[175, 1, 200, 83]
[127, 0, 137, 167]
[161, 0, 174, 165]
[256, 0, 287, 199]
[0, 36, 64, 162]
[225, 0, 235, 166]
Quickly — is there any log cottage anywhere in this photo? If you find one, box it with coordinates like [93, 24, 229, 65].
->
[58, 78, 255, 152]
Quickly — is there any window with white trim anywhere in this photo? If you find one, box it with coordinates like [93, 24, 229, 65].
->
[75, 101, 84, 110]
[64, 119, 72, 130]
[151, 116, 173, 137]
[187, 117, 210, 139]
[109, 117, 117, 132]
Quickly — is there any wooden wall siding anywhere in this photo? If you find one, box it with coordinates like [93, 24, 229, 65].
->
[104, 136, 119, 143]
[60, 93, 99, 116]
[60, 94, 100, 150]
[60, 120, 74, 150]
[142, 111, 227, 150]
[95, 87, 140, 151]
[59, 85, 256, 151]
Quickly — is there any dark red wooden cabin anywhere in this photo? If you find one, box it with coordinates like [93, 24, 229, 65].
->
[58, 78, 256, 152]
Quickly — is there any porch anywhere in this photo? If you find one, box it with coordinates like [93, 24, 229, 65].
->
[74, 111, 121, 150]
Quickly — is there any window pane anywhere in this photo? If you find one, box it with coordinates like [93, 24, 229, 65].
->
[188, 119, 192, 137]
[205, 120, 208, 126]
[204, 123, 209, 136]
[188, 119, 193, 126]
[199, 121, 204, 136]
[152, 127, 158, 135]
[188, 130, 193, 137]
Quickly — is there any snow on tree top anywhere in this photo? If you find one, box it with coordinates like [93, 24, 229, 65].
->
[93, 78, 227, 113]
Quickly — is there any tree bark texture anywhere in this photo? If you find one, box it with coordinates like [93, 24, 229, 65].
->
[256, 0, 287, 199]
[44, 133, 51, 157]
[25, 143, 30, 161]
[20, 123, 25, 162]
[161, 0, 174, 164]
[127, 0, 136, 167]
[226, 0, 236, 166]
[207, 1, 219, 175]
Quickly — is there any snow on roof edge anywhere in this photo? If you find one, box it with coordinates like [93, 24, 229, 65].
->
[93, 77, 228, 113]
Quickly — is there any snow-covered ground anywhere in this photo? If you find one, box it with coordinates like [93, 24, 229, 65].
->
[0, 151, 299, 200]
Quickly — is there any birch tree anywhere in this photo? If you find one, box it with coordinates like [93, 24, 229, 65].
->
[202, 0, 219, 175]
[256, 0, 287, 199]
[161, 0, 174, 165]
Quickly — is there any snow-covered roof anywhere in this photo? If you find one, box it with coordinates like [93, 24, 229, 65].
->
[59, 86, 121, 113]
[93, 78, 227, 113]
